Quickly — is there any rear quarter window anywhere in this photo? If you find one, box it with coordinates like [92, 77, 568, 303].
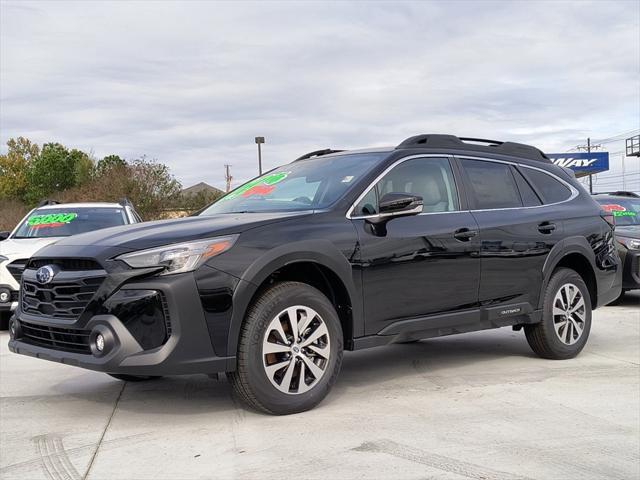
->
[521, 167, 572, 204]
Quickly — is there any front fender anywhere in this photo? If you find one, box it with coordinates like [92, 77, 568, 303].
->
[226, 239, 361, 358]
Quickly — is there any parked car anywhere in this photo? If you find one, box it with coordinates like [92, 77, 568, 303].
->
[8, 135, 621, 414]
[592, 191, 640, 303]
[0, 200, 142, 328]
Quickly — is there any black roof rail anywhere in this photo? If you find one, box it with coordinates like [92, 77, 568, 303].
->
[118, 197, 133, 207]
[395, 134, 550, 163]
[593, 191, 640, 198]
[37, 199, 60, 207]
[294, 149, 345, 161]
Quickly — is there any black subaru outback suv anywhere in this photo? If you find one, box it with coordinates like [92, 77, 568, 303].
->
[9, 135, 621, 414]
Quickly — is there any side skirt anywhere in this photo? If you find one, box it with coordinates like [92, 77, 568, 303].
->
[351, 302, 541, 350]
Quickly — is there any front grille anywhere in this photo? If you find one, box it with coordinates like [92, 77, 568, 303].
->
[28, 258, 102, 271]
[19, 320, 91, 354]
[22, 275, 104, 319]
[6, 259, 28, 283]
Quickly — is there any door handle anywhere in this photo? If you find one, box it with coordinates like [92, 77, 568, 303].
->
[453, 228, 478, 241]
[538, 222, 556, 234]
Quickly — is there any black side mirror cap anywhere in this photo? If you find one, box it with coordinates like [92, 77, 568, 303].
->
[368, 193, 423, 224]
[0, 231, 10, 241]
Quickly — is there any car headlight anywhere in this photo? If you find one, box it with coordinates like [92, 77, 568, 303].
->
[617, 236, 640, 250]
[117, 235, 238, 275]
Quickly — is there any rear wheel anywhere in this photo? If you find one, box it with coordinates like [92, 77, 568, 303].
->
[228, 281, 343, 415]
[525, 268, 592, 359]
[108, 374, 161, 382]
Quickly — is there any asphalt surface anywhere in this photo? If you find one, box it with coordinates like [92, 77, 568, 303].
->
[1, 292, 638, 480]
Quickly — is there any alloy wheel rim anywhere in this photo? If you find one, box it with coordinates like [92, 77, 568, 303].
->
[552, 283, 586, 346]
[262, 305, 330, 395]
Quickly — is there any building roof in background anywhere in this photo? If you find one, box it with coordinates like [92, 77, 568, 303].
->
[182, 182, 224, 196]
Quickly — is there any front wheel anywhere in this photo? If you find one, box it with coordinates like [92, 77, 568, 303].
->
[525, 268, 592, 359]
[228, 281, 343, 415]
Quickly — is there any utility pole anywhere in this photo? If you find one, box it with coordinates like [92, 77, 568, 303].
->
[587, 137, 592, 194]
[575, 138, 601, 193]
[224, 164, 233, 192]
[255, 136, 265, 175]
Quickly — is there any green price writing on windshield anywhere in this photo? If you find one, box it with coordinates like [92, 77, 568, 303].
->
[220, 171, 289, 202]
[27, 212, 78, 228]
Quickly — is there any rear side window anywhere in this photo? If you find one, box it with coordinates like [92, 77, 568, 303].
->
[521, 167, 572, 204]
[461, 159, 522, 209]
[512, 167, 542, 207]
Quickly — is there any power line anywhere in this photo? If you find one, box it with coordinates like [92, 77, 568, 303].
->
[592, 128, 640, 144]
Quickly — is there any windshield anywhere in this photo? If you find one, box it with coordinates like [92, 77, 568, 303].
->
[199, 153, 385, 214]
[13, 207, 128, 238]
[596, 197, 640, 226]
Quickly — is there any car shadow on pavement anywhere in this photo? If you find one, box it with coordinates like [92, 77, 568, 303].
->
[56, 328, 536, 415]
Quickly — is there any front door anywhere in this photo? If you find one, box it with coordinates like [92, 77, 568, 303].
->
[350, 156, 481, 336]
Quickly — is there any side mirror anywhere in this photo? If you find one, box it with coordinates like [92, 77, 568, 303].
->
[368, 193, 423, 224]
[0, 231, 10, 241]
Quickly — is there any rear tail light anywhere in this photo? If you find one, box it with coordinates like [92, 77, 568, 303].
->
[600, 210, 615, 229]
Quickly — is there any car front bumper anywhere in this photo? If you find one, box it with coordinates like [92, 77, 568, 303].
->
[620, 247, 640, 290]
[9, 268, 238, 376]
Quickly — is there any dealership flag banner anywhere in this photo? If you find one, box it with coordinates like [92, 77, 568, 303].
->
[546, 152, 609, 177]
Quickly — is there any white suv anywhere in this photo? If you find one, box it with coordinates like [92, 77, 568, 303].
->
[0, 200, 142, 327]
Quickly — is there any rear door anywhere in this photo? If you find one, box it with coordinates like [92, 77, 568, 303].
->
[457, 158, 568, 309]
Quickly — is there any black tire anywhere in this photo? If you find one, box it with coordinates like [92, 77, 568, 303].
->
[228, 281, 343, 415]
[107, 374, 161, 382]
[0, 312, 10, 331]
[525, 268, 592, 360]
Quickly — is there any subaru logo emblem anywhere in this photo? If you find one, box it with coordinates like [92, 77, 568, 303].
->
[36, 265, 56, 285]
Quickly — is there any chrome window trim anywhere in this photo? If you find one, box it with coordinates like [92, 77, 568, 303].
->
[455, 155, 580, 212]
[346, 154, 462, 220]
[346, 153, 580, 220]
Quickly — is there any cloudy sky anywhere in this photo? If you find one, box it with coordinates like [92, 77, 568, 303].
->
[1, 0, 639, 191]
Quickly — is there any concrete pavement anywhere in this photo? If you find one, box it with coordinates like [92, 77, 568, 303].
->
[1, 292, 638, 480]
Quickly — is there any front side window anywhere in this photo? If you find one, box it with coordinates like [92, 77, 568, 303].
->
[521, 167, 572, 204]
[461, 159, 522, 209]
[352, 157, 459, 217]
[12, 207, 127, 238]
[200, 153, 384, 215]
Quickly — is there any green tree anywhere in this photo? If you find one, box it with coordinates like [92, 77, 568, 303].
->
[0, 137, 39, 200]
[69, 149, 94, 185]
[24, 143, 76, 204]
[96, 154, 126, 176]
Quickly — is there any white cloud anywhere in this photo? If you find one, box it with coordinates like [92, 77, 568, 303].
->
[1, 0, 638, 190]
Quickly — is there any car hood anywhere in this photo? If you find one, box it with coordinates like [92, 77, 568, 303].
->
[616, 225, 640, 239]
[0, 237, 61, 259]
[42, 211, 313, 252]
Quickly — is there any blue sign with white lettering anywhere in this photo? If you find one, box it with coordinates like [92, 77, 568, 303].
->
[546, 152, 609, 177]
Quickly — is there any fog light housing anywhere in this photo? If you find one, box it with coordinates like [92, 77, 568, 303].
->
[95, 333, 105, 352]
[0, 288, 9, 303]
[9, 318, 19, 339]
[89, 326, 114, 357]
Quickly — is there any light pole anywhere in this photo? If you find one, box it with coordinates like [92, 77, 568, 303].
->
[255, 136, 265, 175]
